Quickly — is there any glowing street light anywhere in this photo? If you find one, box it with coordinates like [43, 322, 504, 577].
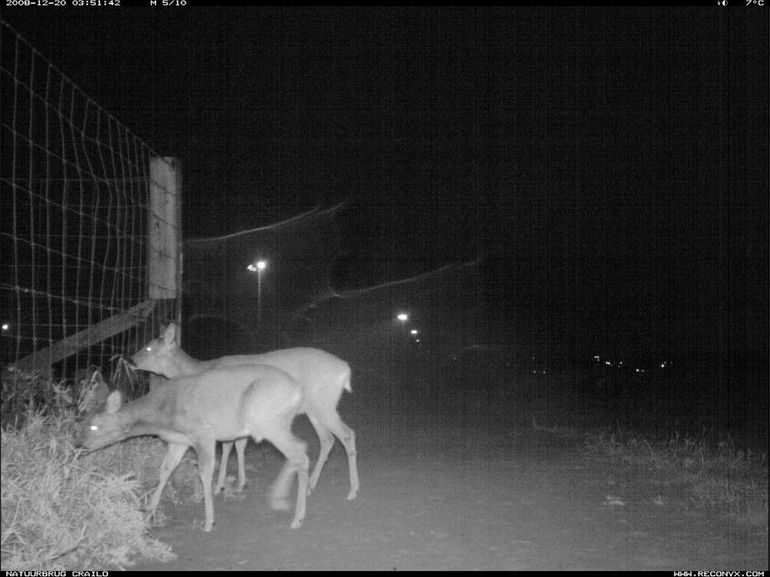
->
[247, 259, 268, 326]
[247, 260, 267, 273]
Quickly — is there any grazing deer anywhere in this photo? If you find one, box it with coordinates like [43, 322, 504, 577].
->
[78, 365, 309, 532]
[131, 323, 359, 501]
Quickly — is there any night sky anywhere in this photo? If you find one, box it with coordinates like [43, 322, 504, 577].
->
[4, 7, 768, 361]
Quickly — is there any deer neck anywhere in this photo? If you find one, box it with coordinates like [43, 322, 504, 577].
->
[120, 388, 175, 436]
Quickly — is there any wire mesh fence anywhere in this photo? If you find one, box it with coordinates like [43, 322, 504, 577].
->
[0, 19, 180, 402]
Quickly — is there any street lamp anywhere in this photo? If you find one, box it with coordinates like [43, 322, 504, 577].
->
[247, 259, 268, 326]
[247, 260, 267, 273]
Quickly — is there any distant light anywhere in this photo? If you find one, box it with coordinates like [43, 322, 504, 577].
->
[635, 368, 645, 373]
[605, 361, 612, 366]
[593, 355, 600, 362]
[415, 338, 421, 343]
[1, 323, 8, 332]
[410, 329, 418, 335]
[247, 260, 268, 273]
[397, 312, 408, 322]
[660, 362, 666, 369]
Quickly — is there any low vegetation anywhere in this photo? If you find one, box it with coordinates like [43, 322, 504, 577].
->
[583, 425, 768, 528]
[1, 373, 178, 570]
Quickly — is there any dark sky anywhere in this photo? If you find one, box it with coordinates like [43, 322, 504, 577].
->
[4, 7, 768, 358]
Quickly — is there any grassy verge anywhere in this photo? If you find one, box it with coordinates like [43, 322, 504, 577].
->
[1, 387, 182, 569]
[583, 425, 768, 528]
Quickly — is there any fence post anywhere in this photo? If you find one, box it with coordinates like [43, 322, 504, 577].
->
[148, 157, 182, 388]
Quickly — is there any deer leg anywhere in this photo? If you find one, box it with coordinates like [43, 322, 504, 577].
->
[266, 432, 309, 530]
[214, 439, 248, 495]
[234, 438, 248, 491]
[147, 443, 189, 525]
[309, 413, 358, 500]
[214, 442, 233, 496]
[306, 415, 335, 495]
[194, 440, 217, 532]
[328, 415, 358, 500]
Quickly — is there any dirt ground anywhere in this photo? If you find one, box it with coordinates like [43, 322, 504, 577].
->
[131, 383, 768, 571]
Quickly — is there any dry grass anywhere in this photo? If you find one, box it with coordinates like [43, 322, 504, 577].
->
[583, 425, 768, 528]
[1, 381, 178, 570]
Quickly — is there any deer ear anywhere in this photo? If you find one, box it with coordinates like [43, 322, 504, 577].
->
[91, 372, 110, 405]
[105, 390, 123, 414]
[163, 322, 178, 345]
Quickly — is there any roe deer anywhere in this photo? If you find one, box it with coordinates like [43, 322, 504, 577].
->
[78, 365, 309, 532]
[131, 322, 359, 500]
